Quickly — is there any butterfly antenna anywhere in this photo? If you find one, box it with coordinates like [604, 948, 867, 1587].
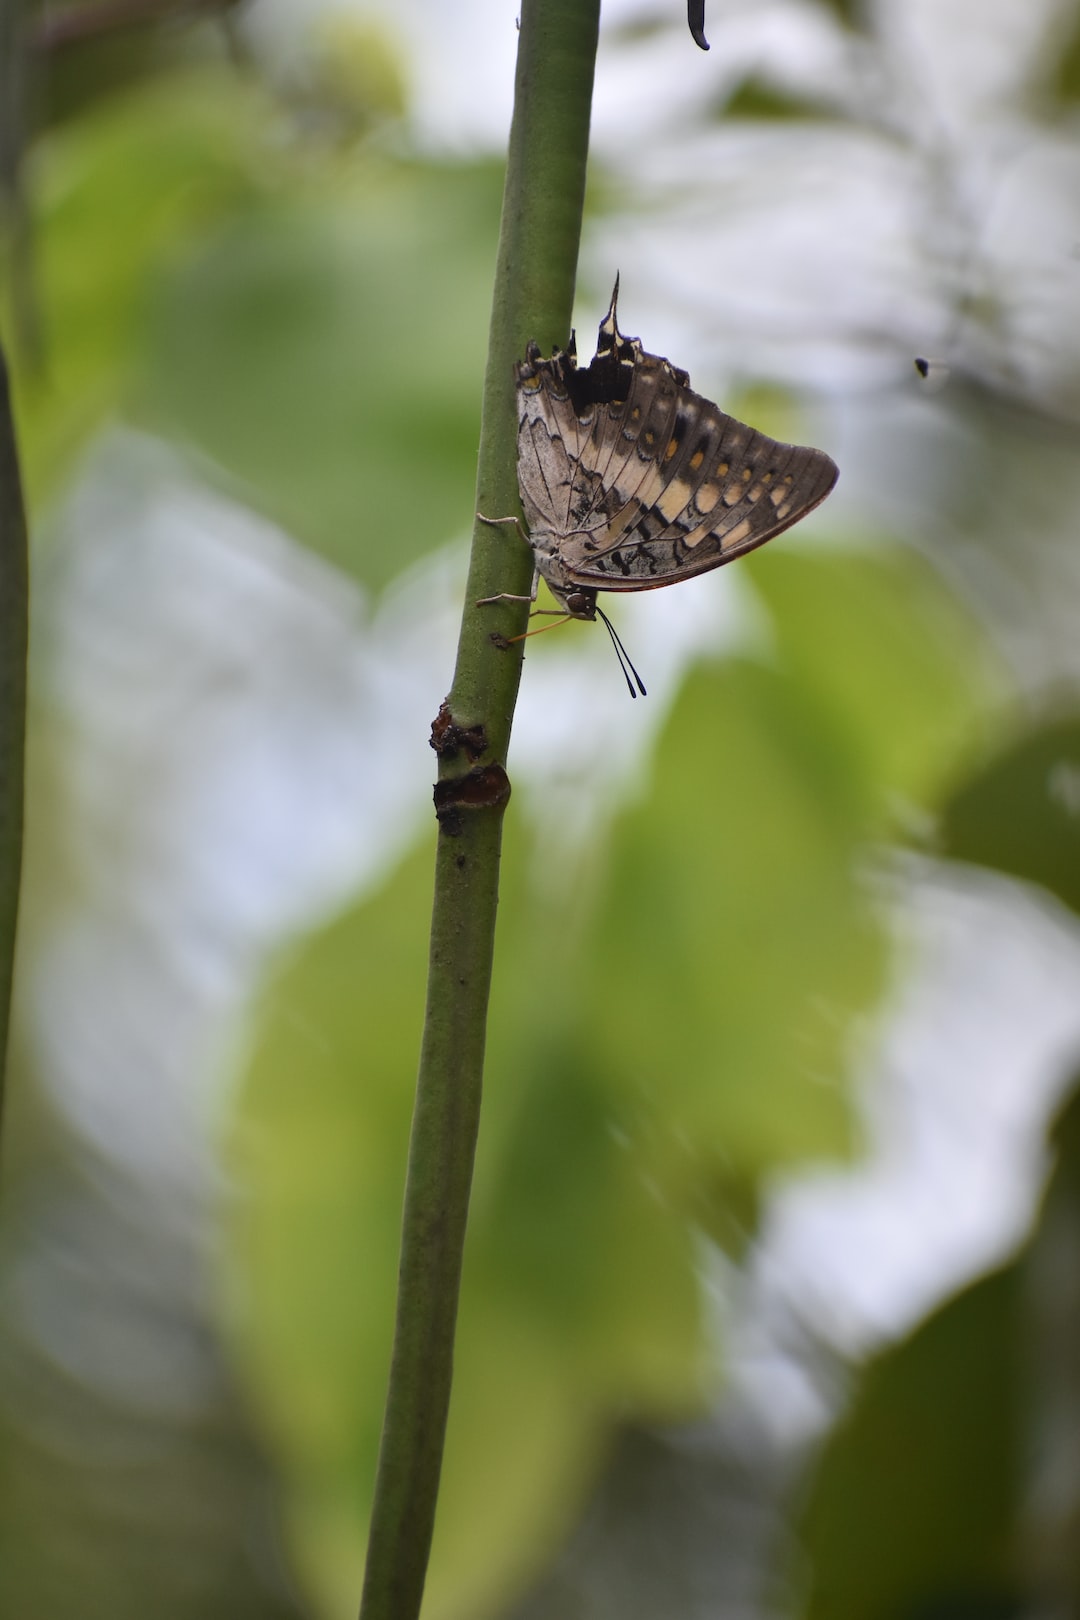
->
[596, 605, 647, 699]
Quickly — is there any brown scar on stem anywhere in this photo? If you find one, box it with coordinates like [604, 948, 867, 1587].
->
[432, 764, 512, 835]
[429, 701, 488, 762]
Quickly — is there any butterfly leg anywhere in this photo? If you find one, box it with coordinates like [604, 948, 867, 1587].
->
[476, 564, 540, 610]
[476, 511, 529, 545]
[474, 512, 539, 607]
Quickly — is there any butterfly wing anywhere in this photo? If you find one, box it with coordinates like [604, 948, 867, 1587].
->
[516, 311, 686, 548]
[557, 361, 835, 596]
[563, 384, 838, 593]
[515, 290, 837, 596]
[517, 359, 580, 540]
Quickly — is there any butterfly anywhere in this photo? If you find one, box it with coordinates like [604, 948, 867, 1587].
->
[481, 279, 838, 694]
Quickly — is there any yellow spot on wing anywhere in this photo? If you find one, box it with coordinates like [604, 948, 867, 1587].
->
[657, 479, 694, 521]
[689, 447, 705, 472]
[722, 518, 751, 548]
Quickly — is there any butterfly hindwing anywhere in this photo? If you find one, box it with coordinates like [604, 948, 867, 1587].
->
[569, 416, 837, 592]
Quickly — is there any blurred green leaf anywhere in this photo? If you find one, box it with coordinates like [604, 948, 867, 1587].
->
[722, 79, 836, 121]
[140, 156, 499, 589]
[799, 1264, 1023, 1620]
[287, 14, 408, 135]
[226, 840, 428, 1614]
[28, 5, 237, 129]
[4, 69, 269, 502]
[940, 715, 1080, 916]
[1049, 3, 1080, 107]
[5, 63, 497, 590]
[817, 0, 866, 26]
[577, 654, 884, 1187]
[749, 544, 994, 812]
[798, 1076, 1080, 1620]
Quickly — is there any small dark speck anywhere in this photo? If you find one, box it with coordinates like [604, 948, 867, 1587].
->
[914, 355, 951, 393]
[456, 854, 466, 869]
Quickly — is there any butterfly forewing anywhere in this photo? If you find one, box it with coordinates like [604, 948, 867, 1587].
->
[515, 285, 838, 606]
[517, 411, 571, 535]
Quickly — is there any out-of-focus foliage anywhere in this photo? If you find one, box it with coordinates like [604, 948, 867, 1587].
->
[800, 1077, 1080, 1620]
[140, 153, 496, 587]
[229, 542, 987, 1620]
[8, 71, 265, 499]
[1051, 5, 1080, 104]
[942, 715, 1080, 918]
[817, 0, 866, 27]
[6, 61, 495, 587]
[800, 1262, 1023, 1620]
[722, 80, 842, 122]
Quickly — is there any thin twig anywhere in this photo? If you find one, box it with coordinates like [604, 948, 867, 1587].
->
[0, 341, 29, 1137]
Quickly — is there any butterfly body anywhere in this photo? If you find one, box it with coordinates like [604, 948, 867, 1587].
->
[514, 283, 838, 619]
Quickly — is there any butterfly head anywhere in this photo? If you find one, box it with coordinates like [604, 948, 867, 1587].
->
[541, 572, 597, 621]
[562, 587, 597, 621]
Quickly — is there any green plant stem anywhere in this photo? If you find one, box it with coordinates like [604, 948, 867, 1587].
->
[357, 3, 600, 1617]
[0, 342, 28, 1135]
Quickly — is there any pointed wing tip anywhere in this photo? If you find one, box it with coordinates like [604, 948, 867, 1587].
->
[807, 453, 840, 512]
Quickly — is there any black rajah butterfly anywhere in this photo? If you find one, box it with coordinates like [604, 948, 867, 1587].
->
[481, 280, 838, 695]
